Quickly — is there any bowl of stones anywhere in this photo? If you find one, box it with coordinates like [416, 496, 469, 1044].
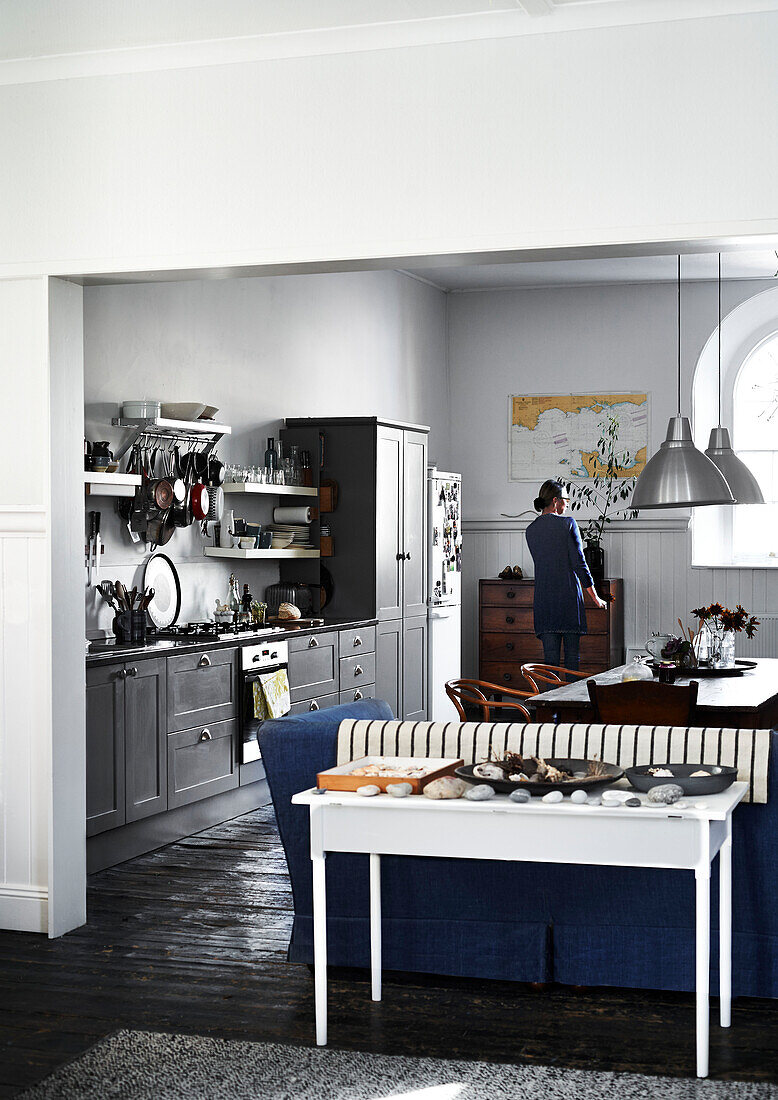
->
[626, 763, 738, 796]
[456, 754, 623, 797]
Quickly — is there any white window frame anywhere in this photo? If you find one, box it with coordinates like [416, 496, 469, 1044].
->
[691, 285, 778, 569]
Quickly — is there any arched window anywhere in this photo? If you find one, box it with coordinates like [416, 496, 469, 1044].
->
[691, 285, 778, 568]
[731, 333, 778, 563]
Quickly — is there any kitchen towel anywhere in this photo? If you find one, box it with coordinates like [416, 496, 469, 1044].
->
[253, 669, 291, 720]
[272, 506, 312, 524]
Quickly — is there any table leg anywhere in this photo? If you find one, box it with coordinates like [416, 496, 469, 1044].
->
[312, 853, 328, 1046]
[719, 825, 732, 1028]
[370, 853, 382, 1001]
[696, 863, 711, 1078]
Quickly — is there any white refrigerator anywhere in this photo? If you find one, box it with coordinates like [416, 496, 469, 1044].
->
[427, 468, 462, 721]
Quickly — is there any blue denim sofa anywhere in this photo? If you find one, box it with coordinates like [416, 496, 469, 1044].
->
[260, 701, 778, 997]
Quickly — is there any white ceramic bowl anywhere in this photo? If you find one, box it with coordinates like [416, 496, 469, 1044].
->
[239, 536, 257, 550]
[160, 402, 207, 421]
[122, 400, 161, 419]
[198, 405, 219, 420]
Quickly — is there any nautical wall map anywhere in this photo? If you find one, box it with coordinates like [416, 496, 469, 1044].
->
[509, 393, 649, 481]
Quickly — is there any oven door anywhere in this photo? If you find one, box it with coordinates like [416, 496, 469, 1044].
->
[241, 662, 289, 763]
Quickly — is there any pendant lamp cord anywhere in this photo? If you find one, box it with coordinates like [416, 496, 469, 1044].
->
[677, 254, 681, 414]
[717, 252, 722, 427]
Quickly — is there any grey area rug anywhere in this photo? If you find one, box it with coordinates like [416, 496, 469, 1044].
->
[18, 1029, 778, 1100]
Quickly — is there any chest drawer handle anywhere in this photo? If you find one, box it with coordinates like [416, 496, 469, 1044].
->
[199, 728, 212, 742]
[198, 654, 211, 668]
[503, 673, 512, 682]
[505, 616, 515, 624]
[506, 590, 516, 598]
[309, 700, 320, 711]
[353, 636, 362, 647]
[506, 642, 514, 651]
[308, 637, 319, 648]
[354, 665, 363, 677]
[354, 690, 363, 701]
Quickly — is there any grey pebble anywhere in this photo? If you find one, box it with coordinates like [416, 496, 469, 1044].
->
[464, 784, 495, 801]
[570, 790, 588, 805]
[624, 796, 642, 807]
[386, 782, 412, 798]
[542, 790, 564, 804]
[509, 790, 531, 804]
[647, 783, 684, 805]
[587, 795, 602, 806]
[356, 784, 380, 797]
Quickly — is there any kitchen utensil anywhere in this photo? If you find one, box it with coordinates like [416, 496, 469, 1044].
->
[207, 457, 225, 486]
[95, 581, 118, 611]
[190, 483, 209, 521]
[94, 511, 102, 580]
[138, 587, 155, 612]
[114, 580, 129, 612]
[171, 477, 186, 504]
[239, 536, 256, 550]
[456, 759, 624, 796]
[153, 478, 174, 510]
[645, 633, 674, 661]
[143, 554, 181, 629]
[626, 763, 737, 796]
[160, 402, 206, 421]
[122, 400, 161, 419]
[206, 485, 224, 522]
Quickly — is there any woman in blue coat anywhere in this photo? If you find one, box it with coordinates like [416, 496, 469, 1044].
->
[525, 479, 607, 671]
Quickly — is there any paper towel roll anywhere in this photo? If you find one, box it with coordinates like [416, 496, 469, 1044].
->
[273, 506, 312, 524]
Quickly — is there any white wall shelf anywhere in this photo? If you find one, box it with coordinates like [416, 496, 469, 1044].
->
[84, 471, 142, 498]
[204, 547, 320, 560]
[222, 482, 317, 498]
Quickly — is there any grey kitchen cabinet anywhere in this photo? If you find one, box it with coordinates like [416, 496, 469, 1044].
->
[168, 717, 238, 809]
[86, 663, 125, 836]
[339, 684, 376, 705]
[339, 625, 376, 654]
[376, 425, 404, 620]
[86, 656, 166, 835]
[401, 430, 428, 619]
[375, 618, 402, 718]
[402, 615, 428, 722]
[167, 647, 237, 732]
[125, 658, 167, 823]
[288, 630, 339, 703]
[288, 692, 341, 715]
[339, 650, 375, 687]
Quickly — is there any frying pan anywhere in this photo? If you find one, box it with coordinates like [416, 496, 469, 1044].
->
[190, 482, 209, 521]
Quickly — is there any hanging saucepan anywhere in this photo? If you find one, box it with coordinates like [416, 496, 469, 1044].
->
[153, 478, 175, 511]
[190, 482, 209, 521]
[207, 457, 225, 486]
[206, 485, 224, 523]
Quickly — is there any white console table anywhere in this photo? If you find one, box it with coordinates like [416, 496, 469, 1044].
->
[292, 782, 747, 1078]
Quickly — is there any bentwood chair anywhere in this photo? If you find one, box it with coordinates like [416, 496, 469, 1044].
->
[586, 678, 699, 725]
[520, 663, 590, 693]
[445, 678, 533, 723]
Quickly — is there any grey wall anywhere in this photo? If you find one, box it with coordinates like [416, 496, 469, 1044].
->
[447, 279, 778, 675]
[84, 269, 448, 635]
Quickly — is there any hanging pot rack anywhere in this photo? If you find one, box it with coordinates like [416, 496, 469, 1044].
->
[110, 415, 232, 462]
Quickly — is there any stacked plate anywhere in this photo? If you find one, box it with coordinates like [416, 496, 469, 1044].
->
[269, 523, 314, 549]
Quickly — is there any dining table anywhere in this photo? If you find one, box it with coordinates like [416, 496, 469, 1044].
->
[532, 657, 778, 729]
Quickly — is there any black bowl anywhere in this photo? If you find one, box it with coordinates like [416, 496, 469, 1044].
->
[626, 763, 737, 796]
[456, 758, 624, 797]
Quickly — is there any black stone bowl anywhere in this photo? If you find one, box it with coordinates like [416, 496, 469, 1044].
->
[626, 763, 738, 796]
[456, 758, 624, 797]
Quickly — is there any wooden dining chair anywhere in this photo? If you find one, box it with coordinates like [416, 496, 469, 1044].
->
[445, 679, 532, 723]
[586, 678, 699, 724]
[520, 663, 590, 693]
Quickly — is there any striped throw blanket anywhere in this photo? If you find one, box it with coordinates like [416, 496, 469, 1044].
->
[336, 720, 772, 803]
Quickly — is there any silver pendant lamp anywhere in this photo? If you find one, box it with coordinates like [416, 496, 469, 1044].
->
[631, 256, 735, 510]
[703, 254, 764, 504]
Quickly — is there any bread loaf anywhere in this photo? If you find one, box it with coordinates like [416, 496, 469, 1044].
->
[277, 602, 301, 620]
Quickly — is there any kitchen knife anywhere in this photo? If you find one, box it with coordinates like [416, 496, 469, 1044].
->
[94, 511, 101, 581]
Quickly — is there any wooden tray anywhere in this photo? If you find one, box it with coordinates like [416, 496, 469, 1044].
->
[317, 756, 464, 795]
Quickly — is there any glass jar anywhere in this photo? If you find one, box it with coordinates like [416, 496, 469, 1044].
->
[622, 656, 653, 682]
[718, 629, 736, 669]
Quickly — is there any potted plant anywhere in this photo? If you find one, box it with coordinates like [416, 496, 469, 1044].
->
[563, 416, 639, 583]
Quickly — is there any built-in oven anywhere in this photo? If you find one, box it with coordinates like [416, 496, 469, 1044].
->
[240, 639, 289, 763]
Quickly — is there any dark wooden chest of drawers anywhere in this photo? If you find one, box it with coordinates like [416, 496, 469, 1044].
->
[478, 577, 624, 689]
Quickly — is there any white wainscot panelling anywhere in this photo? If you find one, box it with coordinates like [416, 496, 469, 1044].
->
[0, 524, 50, 932]
[461, 520, 778, 679]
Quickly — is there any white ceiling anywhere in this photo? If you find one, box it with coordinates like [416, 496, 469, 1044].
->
[1, 0, 776, 75]
[408, 249, 778, 291]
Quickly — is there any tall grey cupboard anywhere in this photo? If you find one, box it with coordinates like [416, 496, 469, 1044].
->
[284, 417, 428, 721]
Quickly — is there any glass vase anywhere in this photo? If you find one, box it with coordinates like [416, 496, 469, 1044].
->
[718, 629, 736, 669]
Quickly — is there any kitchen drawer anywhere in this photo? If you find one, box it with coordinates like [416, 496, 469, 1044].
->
[480, 632, 540, 661]
[339, 625, 376, 655]
[479, 661, 538, 690]
[585, 607, 610, 634]
[288, 692, 341, 716]
[480, 583, 533, 607]
[339, 683, 376, 705]
[167, 648, 237, 732]
[340, 651, 376, 686]
[167, 717, 238, 809]
[481, 607, 534, 632]
[288, 630, 339, 702]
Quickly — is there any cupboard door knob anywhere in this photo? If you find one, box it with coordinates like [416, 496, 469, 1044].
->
[405, 552, 411, 561]
[353, 637, 362, 647]
[354, 665, 363, 677]
[507, 590, 516, 599]
[199, 728, 212, 742]
[396, 552, 404, 561]
[506, 642, 514, 651]
[116, 668, 127, 680]
[308, 637, 319, 648]
[309, 700, 320, 711]
[354, 690, 363, 701]
[128, 666, 138, 677]
[506, 616, 515, 624]
[198, 654, 211, 668]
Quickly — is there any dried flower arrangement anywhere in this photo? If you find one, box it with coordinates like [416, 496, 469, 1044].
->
[476, 751, 608, 785]
[691, 603, 760, 638]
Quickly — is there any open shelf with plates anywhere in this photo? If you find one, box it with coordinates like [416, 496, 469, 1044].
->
[222, 482, 317, 498]
[204, 547, 320, 560]
[84, 471, 142, 498]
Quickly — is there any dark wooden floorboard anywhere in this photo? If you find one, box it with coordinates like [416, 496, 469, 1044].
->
[1, 804, 778, 1095]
